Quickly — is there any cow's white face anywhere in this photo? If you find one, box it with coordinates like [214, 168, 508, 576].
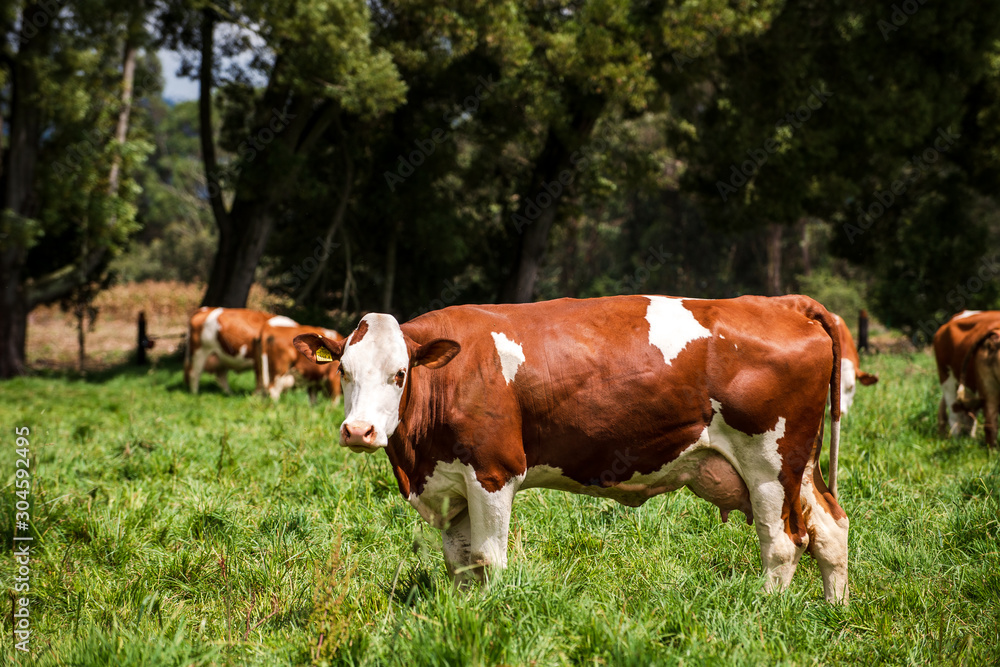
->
[294, 314, 460, 453]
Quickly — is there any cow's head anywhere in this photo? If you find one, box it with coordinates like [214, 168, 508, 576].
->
[294, 314, 460, 453]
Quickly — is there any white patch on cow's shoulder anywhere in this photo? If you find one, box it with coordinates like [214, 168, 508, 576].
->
[491, 332, 525, 385]
[955, 310, 982, 320]
[268, 315, 298, 327]
[238, 344, 248, 358]
[645, 297, 712, 365]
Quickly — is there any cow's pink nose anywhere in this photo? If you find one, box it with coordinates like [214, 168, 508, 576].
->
[341, 421, 377, 446]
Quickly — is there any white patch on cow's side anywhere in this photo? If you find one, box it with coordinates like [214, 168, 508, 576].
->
[202, 308, 225, 345]
[268, 315, 298, 327]
[200, 309, 255, 367]
[522, 399, 785, 521]
[719, 334, 725, 340]
[955, 310, 982, 320]
[645, 297, 712, 365]
[490, 332, 525, 385]
[841, 358, 857, 416]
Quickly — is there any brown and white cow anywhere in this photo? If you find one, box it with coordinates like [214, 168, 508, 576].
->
[255, 321, 344, 404]
[185, 307, 278, 393]
[934, 310, 1000, 445]
[833, 313, 879, 415]
[294, 295, 850, 603]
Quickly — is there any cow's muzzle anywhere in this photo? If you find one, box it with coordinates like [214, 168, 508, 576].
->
[340, 421, 380, 453]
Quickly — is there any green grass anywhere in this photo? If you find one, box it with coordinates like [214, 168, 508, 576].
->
[1, 352, 998, 665]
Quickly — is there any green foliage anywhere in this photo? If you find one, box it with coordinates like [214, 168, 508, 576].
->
[113, 101, 218, 283]
[1, 354, 999, 663]
[797, 268, 868, 323]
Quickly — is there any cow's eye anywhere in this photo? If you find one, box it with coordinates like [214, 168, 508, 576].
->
[394, 369, 406, 387]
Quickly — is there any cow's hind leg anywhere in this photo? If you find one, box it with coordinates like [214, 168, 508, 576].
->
[802, 458, 850, 603]
[747, 475, 808, 595]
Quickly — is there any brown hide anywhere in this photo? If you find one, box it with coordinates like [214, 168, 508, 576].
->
[385, 295, 841, 544]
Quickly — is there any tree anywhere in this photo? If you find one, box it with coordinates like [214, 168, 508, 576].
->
[157, 0, 406, 308]
[0, 0, 154, 377]
[675, 0, 1000, 308]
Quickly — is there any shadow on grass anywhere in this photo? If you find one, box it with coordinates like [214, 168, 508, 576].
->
[383, 565, 437, 606]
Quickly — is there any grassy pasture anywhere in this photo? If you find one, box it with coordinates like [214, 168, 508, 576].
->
[0, 352, 998, 665]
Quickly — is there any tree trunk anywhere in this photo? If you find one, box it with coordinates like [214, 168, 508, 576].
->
[197, 10, 338, 309]
[296, 152, 354, 304]
[0, 3, 47, 377]
[798, 217, 811, 277]
[501, 101, 601, 303]
[340, 226, 357, 313]
[506, 204, 559, 303]
[0, 266, 29, 378]
[766, 222, 783, 296]
[203, 203, 274, 307]
[107, 38, 138, 197]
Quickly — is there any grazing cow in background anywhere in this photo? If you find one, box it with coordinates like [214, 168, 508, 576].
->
[934, 310, 1000, 446]
[185, 308, 275, 393]
[833, 313, 879, 415]
[294, 295, 850, 603]
[255, 321, 344, 403]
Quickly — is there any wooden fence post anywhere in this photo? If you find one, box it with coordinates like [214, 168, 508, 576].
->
[858, 309, 870, 353]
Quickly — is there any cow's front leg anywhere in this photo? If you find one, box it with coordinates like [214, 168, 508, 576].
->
[465, 478, 517, 579]
[442, 508, 475, 587]
[187, 349, 209, 393]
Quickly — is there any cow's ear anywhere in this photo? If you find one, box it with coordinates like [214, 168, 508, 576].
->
[294, 334, 345, 365]
[413, 339, 461, 369]
[858, 372, 879, 386]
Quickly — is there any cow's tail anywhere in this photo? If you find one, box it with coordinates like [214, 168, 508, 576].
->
[822, 313, 843, 499]
[776, 295, 842, 497]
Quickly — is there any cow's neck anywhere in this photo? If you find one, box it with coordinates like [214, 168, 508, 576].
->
[383, 361, 436, 500]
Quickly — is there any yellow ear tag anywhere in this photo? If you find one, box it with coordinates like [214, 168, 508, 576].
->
[315, 347, 333, 362]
